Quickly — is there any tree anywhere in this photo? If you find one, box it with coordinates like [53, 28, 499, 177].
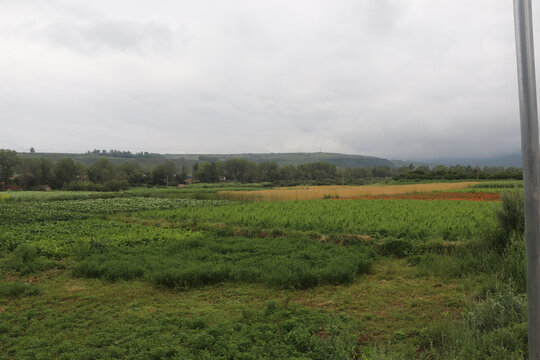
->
[259, 162, 279, 182]
[88, 159, 116, 184]
[51, 158, 80, 189]
[224, 159, 249, 181]
[0, 149, 21, 190]
[30, 147, 35, 153]
[196, 162, 221, 183]
[19, 157, 53, 189]
[162, 161, 178, 186]
[176, 166, 189, 184]
[372, 166, 392, 178]
[150, 161, 177, 186]
[120, 161, 145, 185]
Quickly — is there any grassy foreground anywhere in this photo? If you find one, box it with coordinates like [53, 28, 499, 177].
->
[0, 183, 529, 359]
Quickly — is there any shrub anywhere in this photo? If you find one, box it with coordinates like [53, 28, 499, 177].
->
[379, 237, 414, 258]
[492, 192, 524, 252]
[0, 282, 40, 298]
[465, 289, 527, 333]
[418, 288, 528, 360]
[151, 265, 231, 289]
[4, 244, 58, 274]
[104, 180, 130, 192]
[501, 233, 526, 294]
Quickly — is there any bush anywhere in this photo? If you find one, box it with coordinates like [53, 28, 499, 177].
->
[465, 289, 527, 333]
[492, 192, 524, 252]
[0, 282, 40, 298]
[72, 257, 146, 281]
[151, 265, 231, 289]
[71, 236, 374, 290]
[104, 180, 129, 192]
[419, 288, 528, 360]
[379, 237, 414, 258]
[3, 244, 59, 274]
[502, 233, 526, 293]
[63, 180, 129, 192]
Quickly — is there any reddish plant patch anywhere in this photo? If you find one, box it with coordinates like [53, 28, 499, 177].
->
[347, 192, 501, 202]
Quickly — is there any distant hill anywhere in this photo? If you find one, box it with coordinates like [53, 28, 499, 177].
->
[20, 152, 396, 169]
[18, 152, 182, 169]
[163, 152, 396, 168]
[413, 154, 523, 168]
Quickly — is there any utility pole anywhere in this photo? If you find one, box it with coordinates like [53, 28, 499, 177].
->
[513, 0, 540, 358]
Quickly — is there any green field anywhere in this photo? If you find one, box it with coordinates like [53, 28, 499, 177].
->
[0, 184, 528, 359]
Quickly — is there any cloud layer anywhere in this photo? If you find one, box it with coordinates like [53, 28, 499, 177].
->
[0, 0, 529, 159]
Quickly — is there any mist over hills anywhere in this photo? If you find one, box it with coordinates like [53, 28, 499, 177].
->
[164, 153, 395, 168]
[412, 154, 522, 168]
[20, 152, 395, 170]
[18, 151, 523, 170]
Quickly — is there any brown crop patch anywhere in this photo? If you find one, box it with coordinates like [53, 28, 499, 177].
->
[219, 182, 479, 201]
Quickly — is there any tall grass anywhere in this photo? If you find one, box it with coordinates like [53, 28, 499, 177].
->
[72, 235, 374, 290]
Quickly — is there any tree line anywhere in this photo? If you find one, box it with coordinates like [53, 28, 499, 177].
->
[0, 149, 524, 191]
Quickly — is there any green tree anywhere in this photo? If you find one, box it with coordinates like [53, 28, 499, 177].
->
[196, 162, 220, 183]
[51, 158, 80, 189]
[259, 162, 279, 182]
[0, 149, 21, 190]
[224, 159, 249, 182]
[176, 165, 189, 184]
[150, 161, 177, 186]
[19, 158, 53, 189]
[120, 161, 145, 185]
[88, 159, 116, 184]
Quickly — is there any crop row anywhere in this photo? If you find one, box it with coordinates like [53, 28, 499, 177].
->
[0, 198, 225, 224]
[140, 199, 496, 241]
[0, 219, 193, 256]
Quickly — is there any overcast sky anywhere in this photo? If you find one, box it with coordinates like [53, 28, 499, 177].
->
[0, 0, 533, 159]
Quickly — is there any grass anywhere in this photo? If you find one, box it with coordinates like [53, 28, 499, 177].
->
[0, 274, 358, 359]
[130, 199, 495, 241]
[70, 233, 374, 290]
[1, 259, 475, 359]
[0, 186, 529, 358]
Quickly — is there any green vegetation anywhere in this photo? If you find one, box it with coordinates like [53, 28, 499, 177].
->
[0, 186, 531, 358]
[1, 148, 524, 191]
[133, 199, 495, 241]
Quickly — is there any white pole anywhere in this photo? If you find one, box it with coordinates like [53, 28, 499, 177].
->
[513, 0, 540, 357]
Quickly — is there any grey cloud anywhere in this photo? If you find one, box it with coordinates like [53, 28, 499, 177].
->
[40, 20, 178, 54]
[0, 0, 531, 158]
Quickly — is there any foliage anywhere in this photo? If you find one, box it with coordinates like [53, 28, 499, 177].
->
[500, 232, 526, 294]
[139, 199, 495, 241]
[3, 244, 61, 274]
[0, 187, 531, 359]
[0, 197, 224, 224]
[378, 238, 414, 258]
[0, 298, 357, 359]
[0, 149, 21, 190]
[0, 282, 40, 298]
[419, 289, 528, 360]
[492, 192, 524, 251]
[12, 148, 525, 191]
[72, 235, 374, 289]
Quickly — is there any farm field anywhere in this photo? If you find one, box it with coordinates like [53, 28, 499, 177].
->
[357, 192, 501, 201]
[218, 182, 481, 201]
[0, 181, 528, 359]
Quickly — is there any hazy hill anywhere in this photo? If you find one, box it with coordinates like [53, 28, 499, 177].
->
[163, 152, 396, 168]
[20, 152, 396, 169]
[415, 154, 522, 168]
